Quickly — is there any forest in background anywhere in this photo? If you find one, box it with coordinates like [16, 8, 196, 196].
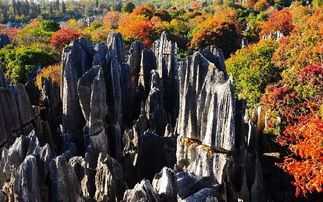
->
[0, 0, 322, 199]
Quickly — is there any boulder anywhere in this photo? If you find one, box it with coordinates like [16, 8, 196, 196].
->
[94, 153, 127, 202]
[123, 180, 160, 202]
[49, 156, 81, 201]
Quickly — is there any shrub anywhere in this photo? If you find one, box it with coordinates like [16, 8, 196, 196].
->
[39, 20, 60, 32]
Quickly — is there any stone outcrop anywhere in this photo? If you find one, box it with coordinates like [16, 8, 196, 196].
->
[0, 34, 10, 49]
[123, 180, 160, 202]
[176, 46, 235, 184]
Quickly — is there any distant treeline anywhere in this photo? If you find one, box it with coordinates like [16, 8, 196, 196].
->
[0, 0, 207, 23]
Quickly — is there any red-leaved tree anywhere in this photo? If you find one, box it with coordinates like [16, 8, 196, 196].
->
[260, 10, 294, 37]
[50, 28, 81, 49]
[261, 62, 323, 197]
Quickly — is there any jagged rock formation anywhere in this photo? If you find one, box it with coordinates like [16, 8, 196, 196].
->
[0, 32, 275, 202]
[0, 34, 10, 49]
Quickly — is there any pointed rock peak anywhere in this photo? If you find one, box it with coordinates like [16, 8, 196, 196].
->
[160, 31, 169, 41]
[70, 37, 95, 57]
[107, 32, 125, 64]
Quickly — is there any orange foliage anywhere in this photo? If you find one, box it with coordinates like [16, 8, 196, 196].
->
[276, 104, 323, 197]
[103, 11, 121, 29]
[214, 7, 242, 33]
[190, 1, 200, 9]
[91, 27, 111, 42]
[118, 14, 154, 47]
[190, 17, 239, 57]
[132, 5, 155, 19]
[254, 0, 270, 11]
[246, 0, 257, 8]
[272, 9, 322, 71]
[35, 64, 62, 89]
[50, 28, 81, 49]
[260, 10, 294, 36]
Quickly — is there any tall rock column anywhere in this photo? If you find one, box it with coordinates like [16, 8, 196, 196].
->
[61, 38, 95, 134]
[152, 32, 178, 126]
[176, 46, 235, 184]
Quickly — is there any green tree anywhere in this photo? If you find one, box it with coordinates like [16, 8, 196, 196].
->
[39, 19, 60, 32]
[225, 39, 279, 107]
[3, 46, 57, 83]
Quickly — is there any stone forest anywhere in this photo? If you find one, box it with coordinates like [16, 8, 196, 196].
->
[0, 31, 299, 202]
[0, 1, 322, 201]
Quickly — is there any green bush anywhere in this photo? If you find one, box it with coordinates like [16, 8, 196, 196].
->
[39, 20, 60, 32]
[3, 46, 57, 83]
[225, 39, 279, 107]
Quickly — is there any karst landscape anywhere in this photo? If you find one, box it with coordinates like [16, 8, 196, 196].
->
[0, 0, 322, 201]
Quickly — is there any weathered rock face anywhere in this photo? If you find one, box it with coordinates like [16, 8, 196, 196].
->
[94, 153, 127, 202]
[61, 38, 94, 133]
[14, 155, 41, 202]
[176, 46, 235, 184]
[0, 131, 54, 202]
[123, 180, 160, 202]
[0, 72, 46, 146]
[137, 132, 177, 181]
[49, 155, 82, 201]
[0, 34, 10, 49]
[152, 32, 178, 125]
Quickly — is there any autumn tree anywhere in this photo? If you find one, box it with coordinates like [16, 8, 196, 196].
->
[103, 11, 121, 29]
[260, 10, 294, 37]
[272, 8, 322, 73]
[132, 5, 155, 19]
[261, 62, 323, 197]
[50, 27, 81, 49]
[154, 9, 172, 22]
[118, 14, 154, 47]
[190, 17, 239, 57]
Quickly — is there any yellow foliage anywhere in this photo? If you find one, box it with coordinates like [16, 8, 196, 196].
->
[35, 64, 62, 90]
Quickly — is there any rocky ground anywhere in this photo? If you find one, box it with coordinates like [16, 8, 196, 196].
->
[0, 32, 304, 202]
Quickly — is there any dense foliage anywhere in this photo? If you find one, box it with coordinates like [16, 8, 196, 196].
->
[0, 45, 57, 83]
[226, 39, 278, 106]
